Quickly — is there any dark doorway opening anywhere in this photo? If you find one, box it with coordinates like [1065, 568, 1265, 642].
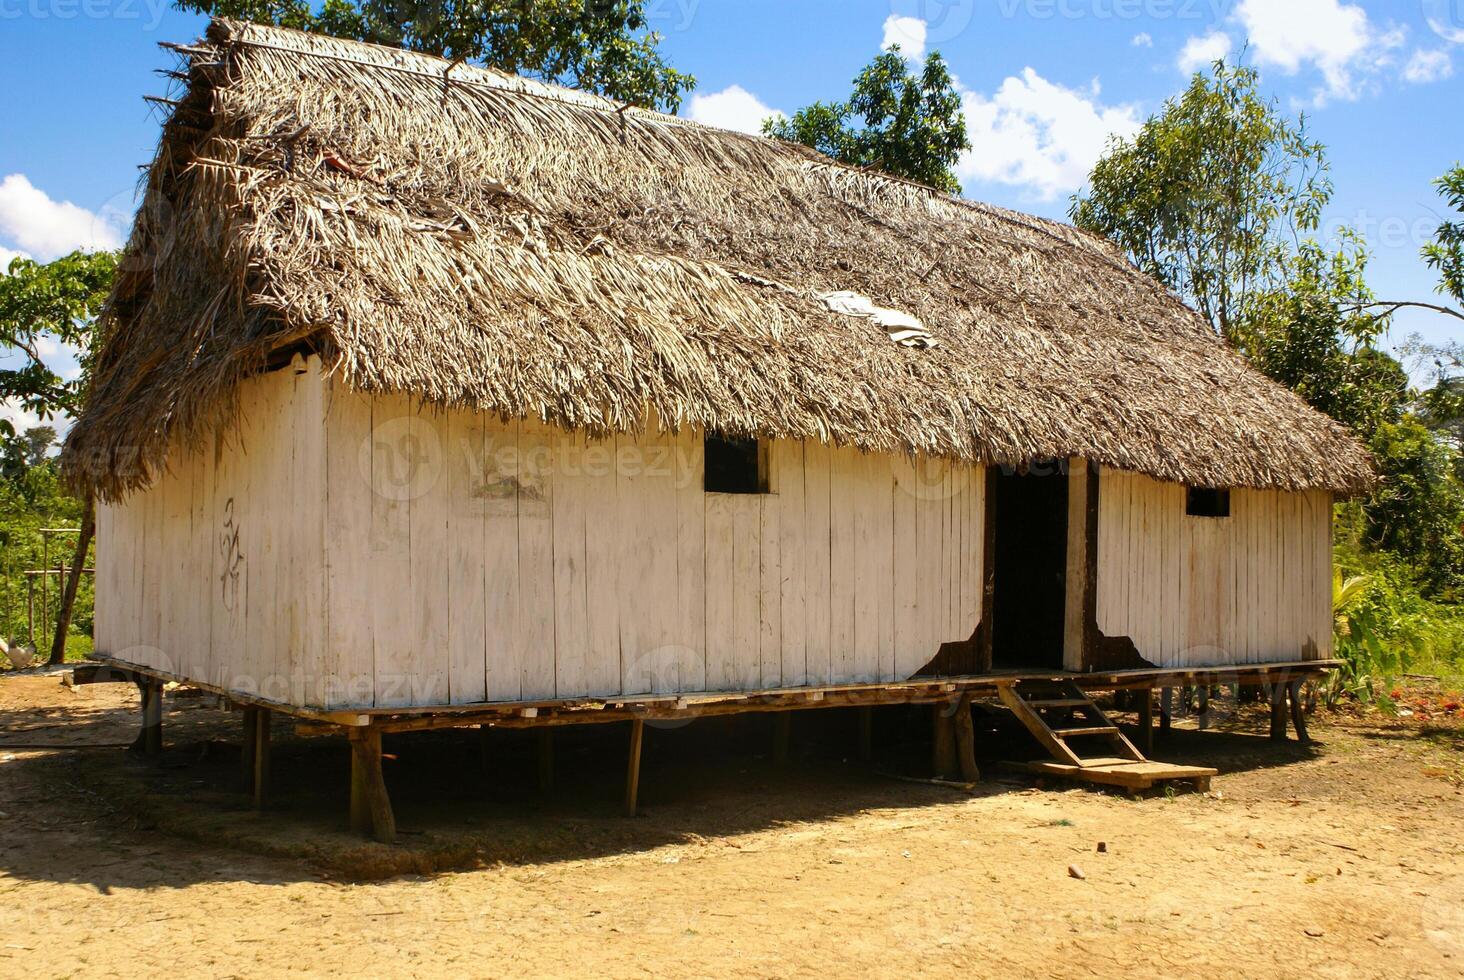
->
[991, 461, 1070, 671]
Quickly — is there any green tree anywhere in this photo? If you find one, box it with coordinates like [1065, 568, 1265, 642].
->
[1425, 165, 1464, 305]
[1363, 418, 1464, 600]
[764, 47, 970, 195]
[1070, 62, 1330, 346]
[0, 250, 116, 663]
[0, 251, 117, 440]
[175, 0, 695, 112]
[1246, 236, 1408, 435]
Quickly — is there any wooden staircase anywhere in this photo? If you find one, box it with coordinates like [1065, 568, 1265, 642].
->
[997, 680, 1216, 794]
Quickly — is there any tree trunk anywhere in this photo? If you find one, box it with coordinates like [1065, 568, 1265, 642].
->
[49, 498, 94, 666]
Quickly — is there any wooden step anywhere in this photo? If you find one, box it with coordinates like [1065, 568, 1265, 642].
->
[1006, 759, 1216, 793]
[1023, 698, 1092, 708]
[1051, 725, 1119, 738]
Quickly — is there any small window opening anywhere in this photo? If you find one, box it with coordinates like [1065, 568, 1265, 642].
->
[1186, 487, 1231, 518]
[705, 434, 768, 494]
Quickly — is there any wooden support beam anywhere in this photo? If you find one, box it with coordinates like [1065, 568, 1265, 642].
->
[1196, 687, 1211, 731]
[772, 712, 791, 765]
[932, 701, 959, 779]
[1287, 679, 1310, 744]
[251, 708, 271, 810]
[952, 694, 981, 783]
[1268, 683, 1288, 741]
[857, 706, 873, 763]
[537, 728, 554, 792]
[624, 719, 644, 818]
[241, 706, 260, 779]
[1138, 688, 1154, 756]
[349, 728, 395, 842]
[1159, 687, 1173, 735]
[137, 681, 163, 756]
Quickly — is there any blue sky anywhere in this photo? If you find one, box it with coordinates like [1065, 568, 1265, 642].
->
[0, 0, 1459, 429]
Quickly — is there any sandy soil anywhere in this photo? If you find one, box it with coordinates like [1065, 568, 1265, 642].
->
[0, 669, 1461, 978]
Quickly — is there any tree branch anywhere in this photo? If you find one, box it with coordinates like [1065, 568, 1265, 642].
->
[1342, 300, 1464, 324]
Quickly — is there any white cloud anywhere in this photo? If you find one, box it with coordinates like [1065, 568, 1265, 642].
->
[1178, 32, 1234, 74]
[1403, 48, 1454, 83]
[687, 85, 785, 136]
[882, 14, 928, 61]
[0, 174, 123, 262]
[956, 69, 1142, 202]
[0, 399, 50, 437]
[1233, 0, 1406, 103]
[1131, 33, 1154, 49]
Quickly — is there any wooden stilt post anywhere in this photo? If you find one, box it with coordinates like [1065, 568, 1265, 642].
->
[241, 706, 259, 778]
[537, 728, 554, 792]
[932, 701, 958, 779]
[251, 708, 271, 810]
[139, 681, 163, 756]
[1138, 687, 1154, 756]
[624, 719, 645, 817]
[773, 712, 792, 765]
[349, 727, 395, 842]
[1160, 687, 1173, 736]
[952, 694, 981, 783]
[1268, 683, 1288, 741]
[857, 706, 873, 763]
[1287, 679, 1310, 744]
[1197, 687, 1211, 731]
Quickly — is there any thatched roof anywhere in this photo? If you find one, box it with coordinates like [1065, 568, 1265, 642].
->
[64, 19, 1372, 499]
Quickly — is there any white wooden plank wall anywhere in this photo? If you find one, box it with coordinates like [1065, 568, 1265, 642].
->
[94, 371, 988, 708]
[1096, 467, 1333, 667]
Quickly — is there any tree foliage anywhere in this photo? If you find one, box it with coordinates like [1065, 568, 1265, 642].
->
[1425, 165, 1464, 305]
[764, 48, 969, 195]
[175, 0, 695, 112]
[0, 251, 118, 442]
[1070, 62, 1330, 345]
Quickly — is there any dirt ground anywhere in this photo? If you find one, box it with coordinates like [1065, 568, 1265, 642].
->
[1, 670, 1461, 978]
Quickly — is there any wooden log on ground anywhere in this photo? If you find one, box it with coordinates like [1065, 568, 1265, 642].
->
[251, 708, 271, 809]
[952, 694, 981, 783]
[1287, 679, 1310, 744]
[932, 701, 959, 779]
[349, 727, 395, 842]
[624, 719, 645, 817]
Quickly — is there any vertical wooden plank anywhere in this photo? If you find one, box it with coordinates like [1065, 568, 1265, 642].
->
[517, 418, 557, 701]
[323, 381, 375, 708]
[580, 433, 618, 696]
[408, 403, 451, 706]
[159, 441, 193, 679]
[367, 392, 416, 708]
[483, 417, 522, 701]
[549, 427, 589, 699]
[189, 432, 215, 692]
[730, 496, 762, 690]
[1162, 480, 1183, 666]
[776, 440, 807, 687]
[802, 441, 833, 686]
[618, 425, 681, 695]
[92, 502, 113, 655]
[290, 358, 328, 707]
[672, 428, 706, 692]
[703, 492, 735, 691]
[892, 455, 921, 677]
[758, 488, 782, 689]
[828, 447, 858, 684]
[210, 420, 245, 694]
[446, 407, 489, 705]
[874, 456, 896, 681]
[960, 463, 981, 641]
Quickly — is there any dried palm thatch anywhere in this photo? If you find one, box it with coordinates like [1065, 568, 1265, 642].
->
[64, 19, 1373, 500]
